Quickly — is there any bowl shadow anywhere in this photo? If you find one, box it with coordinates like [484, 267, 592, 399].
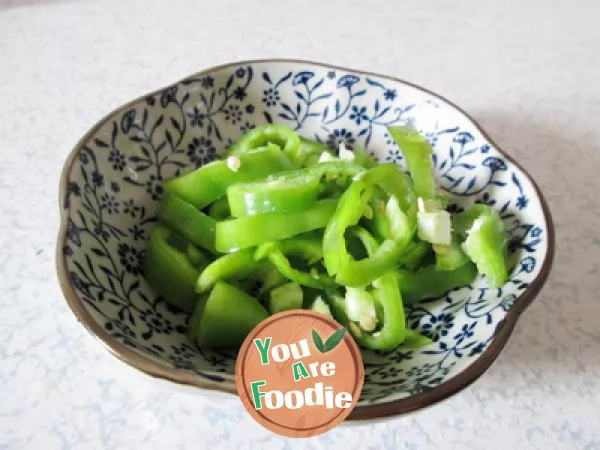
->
[470, 111, 599, 374]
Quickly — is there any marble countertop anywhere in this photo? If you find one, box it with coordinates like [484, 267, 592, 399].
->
[1, 0, 599, 448]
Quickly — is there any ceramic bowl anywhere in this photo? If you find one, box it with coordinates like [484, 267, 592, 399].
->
[56, 59, 554, 419]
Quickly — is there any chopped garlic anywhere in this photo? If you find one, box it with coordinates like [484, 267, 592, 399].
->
[318, 151, 336, 163]
[349, 322, 362, 337]
[433, 243, 450, 255]
[338, 142, 354, 161]
[226, 156, 241, 172]
[468, 217, 485, 234]
[417, 196, 440, 213]
[311, 296, 332, 317]
[386, 195, 409, 236]
[417, 210, 452, 245]
[345, 288, 377, 333]
[359, 315, 377, 332]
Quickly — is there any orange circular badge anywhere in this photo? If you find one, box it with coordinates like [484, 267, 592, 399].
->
[235, 310, 364, 437]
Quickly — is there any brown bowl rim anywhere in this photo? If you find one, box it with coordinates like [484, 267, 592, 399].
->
[56, 58, 555, 421]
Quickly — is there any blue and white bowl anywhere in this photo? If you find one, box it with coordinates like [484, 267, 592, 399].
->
[56, 60, 554, 419]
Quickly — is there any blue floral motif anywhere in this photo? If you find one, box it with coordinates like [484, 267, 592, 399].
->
[121, 109, 136, 134]
[326, 128, 355, 149]
[100, 193, 119, 214]
[262, 87, 280, 106]
[160, 86, 177, 108]
[454, 322, 476, 344]
[349, 105, 369, 125]
[383, 89, 397, 101]
[386, 149, 402, 163]
[520, 256, 536, 273]
[60, 62, 550, 407]
[516, 195, 529, 210]
[453, 131, 474, 145]
[337, 74, 359, 88]
[187, 136, 217, 167]
[108, 149, 126, 171]
[292, 71, 314, 85]
[421, 313, 455, 341]
[187, 106, 205, 128]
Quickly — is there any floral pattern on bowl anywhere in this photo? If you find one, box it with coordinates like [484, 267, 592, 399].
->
[56, 60, 554, 419]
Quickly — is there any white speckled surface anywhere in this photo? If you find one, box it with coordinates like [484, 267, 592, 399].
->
[1, 0, 599, 448]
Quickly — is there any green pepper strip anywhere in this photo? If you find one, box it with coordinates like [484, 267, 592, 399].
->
[388, 126, 455, 269]
[143, 226, 201, 313]
[276, 159, 366, 183]
[295, 138, 330, 167]
[255, 241, 334, 289]
[216, 198, 337, 253]
[324, 227, 407, 350]
[323, 164, 416, 287]
[226, 124, 301, 162]
[164, 143, 294, 209]
[226, 172, 321, 217]
[453, 204, 508, 287]
[352, 227, 433, 349]
[403, 329, 434, 348]
[206, 197, 230, 221]
[185, 242, 210, 270]
[353, 148, 378, 169]
[268, 282, 303, 314]
[278, 234, 323, 264]
[188, 282, 269, 348]
[387, 126, 437, 200]
[395, 263, 478, 303]
[195, 248, 261, 293]
[223, 159, 363, 222]
[397, 241, 432, 270]
[434, 234, 470, 271]
[157, 192, 217, 253]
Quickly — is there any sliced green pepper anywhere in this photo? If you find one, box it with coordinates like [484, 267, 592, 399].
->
[226, 172, 321, 217]
[195, 248, 260, 293]
[255, 241, 334, 289]
[277, 234, 323, 265]
[434, 235, 470, 271]
[398, 241, 433, 270]
[403, 329, 434, 348]
[453, 204, 508, 287]
[157, 192, 216, 253]
[188, 282, 268, 348]
[323, 165, 416, 287]
[216, 198, 337, 252]
[268, 282, 303, 314]
[185, 242, 210, 270]
[296, 138, 330, 167]
[388, 126, 437, 200]
[353, 148, 378, 169]
[143, 226, 201, 313]
[226, 124, 300, 162]
[256, 265, 288, 295]
[396, 263, 478, 303]
[269, 159, 365, 188]
[165, 144, 294, 209]
[325, 227, 407, 350]
[206, 197, 230, 221]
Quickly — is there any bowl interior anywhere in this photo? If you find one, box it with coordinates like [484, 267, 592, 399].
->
[59, 61, 550, 407]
